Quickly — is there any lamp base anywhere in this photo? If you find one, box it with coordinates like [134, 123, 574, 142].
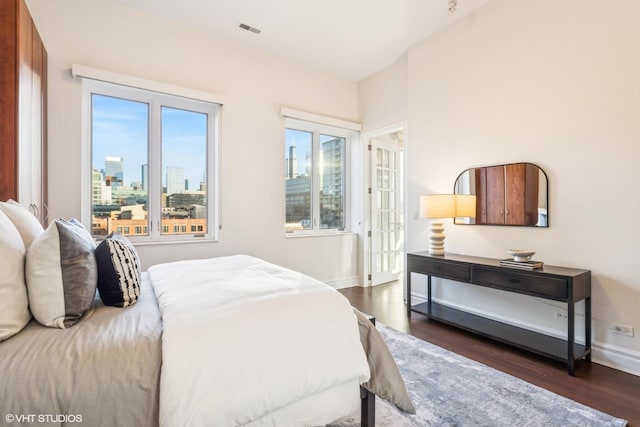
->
[429, 220, 446, 256]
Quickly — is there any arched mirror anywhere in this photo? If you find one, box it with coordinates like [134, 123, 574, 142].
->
[453, 162, 548, 227]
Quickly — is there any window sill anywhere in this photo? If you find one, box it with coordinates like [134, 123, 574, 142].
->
[102, 237, 218, 247]
[284, 231, 355, 239]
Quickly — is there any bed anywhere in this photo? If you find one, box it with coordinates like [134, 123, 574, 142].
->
[0, 207, 414, 427]
[0, 273, 162, 427]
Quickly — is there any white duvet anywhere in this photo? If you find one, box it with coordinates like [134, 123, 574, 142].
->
[148, 255, 370, 427]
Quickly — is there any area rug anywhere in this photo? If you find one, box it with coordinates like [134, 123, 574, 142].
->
[331, 323, 627, 427]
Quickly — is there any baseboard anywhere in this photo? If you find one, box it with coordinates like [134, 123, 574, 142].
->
[411, 292, 640, 377]
[592, 342, 640, 377]
[326, 276, 360, 290]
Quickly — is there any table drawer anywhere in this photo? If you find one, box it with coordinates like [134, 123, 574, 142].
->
[472, 266, 568, 299]
[408, 257, 470, 281]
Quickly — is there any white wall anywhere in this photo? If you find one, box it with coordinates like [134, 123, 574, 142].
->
[359, 52, 408, 133]
[362, 0, 640, 374]
[26, 0, 360, 285]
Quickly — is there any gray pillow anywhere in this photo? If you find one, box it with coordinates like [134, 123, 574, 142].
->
[26, 219, 97, 328]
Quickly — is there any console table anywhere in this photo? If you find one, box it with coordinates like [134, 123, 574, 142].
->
[406, 252, 591, 375]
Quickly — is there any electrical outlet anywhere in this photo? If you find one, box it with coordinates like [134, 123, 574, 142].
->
[553, 310, 568, 319]
[609, 324, 634, 337]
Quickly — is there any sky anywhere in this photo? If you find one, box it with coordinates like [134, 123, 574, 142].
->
[92, 94, 207, 191]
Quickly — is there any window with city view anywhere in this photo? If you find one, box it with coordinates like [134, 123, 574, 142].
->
[88, 80, 218, 241]
[285, 121, 348, 233]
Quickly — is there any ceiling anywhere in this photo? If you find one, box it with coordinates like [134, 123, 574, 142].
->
[112, 0, 491, 81]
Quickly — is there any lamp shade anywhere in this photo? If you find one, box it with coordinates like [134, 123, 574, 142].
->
[455, 194, 477, 218]
[420, 194, 456, 219]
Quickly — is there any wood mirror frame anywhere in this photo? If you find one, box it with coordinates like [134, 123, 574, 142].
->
[453, 162, 548, 227]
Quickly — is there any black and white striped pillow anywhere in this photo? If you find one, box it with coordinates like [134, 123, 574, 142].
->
[96, 233, 141, 307]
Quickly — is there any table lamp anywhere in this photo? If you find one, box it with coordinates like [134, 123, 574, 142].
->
[420, 194, 456, 256]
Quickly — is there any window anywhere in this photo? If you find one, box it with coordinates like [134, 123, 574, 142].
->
[84, 79, 219, 242]
[285, 119, 350, 234]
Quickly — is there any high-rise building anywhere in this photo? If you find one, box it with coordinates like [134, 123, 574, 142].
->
[105, 156, 124, 188]
[287, 145, 298, 179]
[319, 137, 344, 229]
[166, 166, 185, 195]
[92, 169, 112, 205]
[141, 164, 148, 191]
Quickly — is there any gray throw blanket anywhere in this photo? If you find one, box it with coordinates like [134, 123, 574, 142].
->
[354, 309, 416, 414]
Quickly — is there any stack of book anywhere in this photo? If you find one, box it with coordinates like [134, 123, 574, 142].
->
[499, 258, 544, 270]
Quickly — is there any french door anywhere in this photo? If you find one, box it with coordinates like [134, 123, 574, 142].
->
[370, 138, 403, 286]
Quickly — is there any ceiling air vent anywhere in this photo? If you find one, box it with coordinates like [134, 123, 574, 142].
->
[239, 23, 261, 34]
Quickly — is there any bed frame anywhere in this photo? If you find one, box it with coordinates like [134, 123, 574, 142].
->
[359, 313, 376, 427]
[360, 386, 375, 426]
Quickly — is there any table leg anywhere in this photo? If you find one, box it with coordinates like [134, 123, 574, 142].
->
[568, 300, 575, 376]
[585, 296, 592, 362]
[406, 272, 412, 318]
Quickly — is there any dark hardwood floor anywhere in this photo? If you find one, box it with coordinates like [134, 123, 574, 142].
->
[339, 281, 640, 426]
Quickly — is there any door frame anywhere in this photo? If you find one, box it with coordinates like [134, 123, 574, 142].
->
[360, 122, 408, 288]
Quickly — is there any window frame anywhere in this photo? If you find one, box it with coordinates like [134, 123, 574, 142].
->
[81, 79, 220, 244]
[285, 118, 352, 235]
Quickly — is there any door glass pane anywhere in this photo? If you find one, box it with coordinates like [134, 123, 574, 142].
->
[319, 134, 345, 230]
[161, 106, 208, 235]
[91, 94, 148, 237]
[285, 129, 312, 231]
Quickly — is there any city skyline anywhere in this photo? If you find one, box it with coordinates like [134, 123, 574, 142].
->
[93, 163, 197, 194]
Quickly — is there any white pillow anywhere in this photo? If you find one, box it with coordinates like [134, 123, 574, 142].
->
[26, 219, 98, 328]
[0, 199, 44, 250]
[0, 210, 31, 341]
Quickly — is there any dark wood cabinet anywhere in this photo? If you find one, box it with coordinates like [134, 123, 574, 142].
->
[407, 252, 591, 375]
[475, 163, 539, 226]
[0, 0, 48, 224]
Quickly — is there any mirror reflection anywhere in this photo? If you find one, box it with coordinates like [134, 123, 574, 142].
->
[454, 162, 548, 227]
